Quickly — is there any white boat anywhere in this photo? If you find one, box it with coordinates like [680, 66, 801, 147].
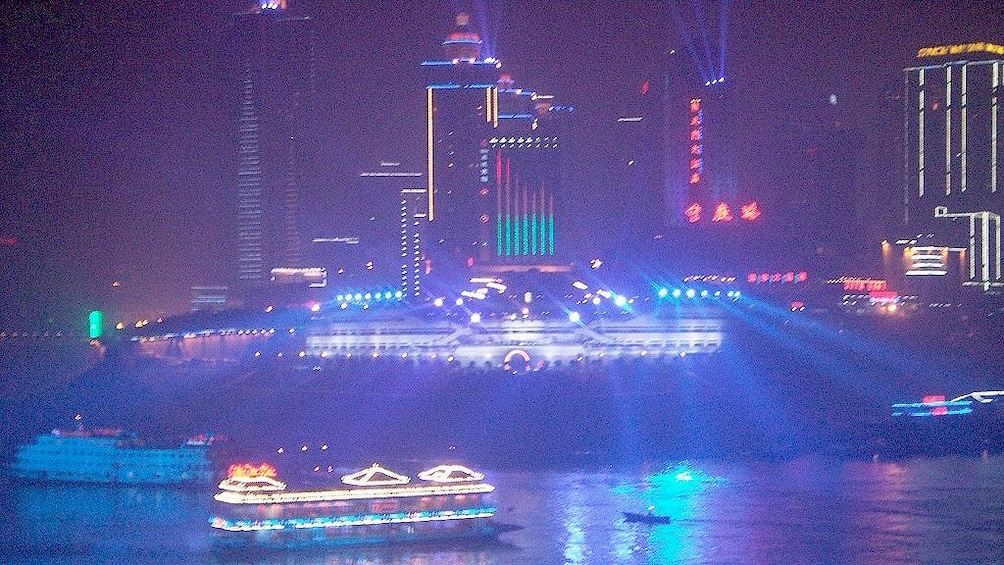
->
[7, 428, 216, 486]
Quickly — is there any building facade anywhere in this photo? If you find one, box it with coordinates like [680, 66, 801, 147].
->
[234, 1, 318, 285]
[901, 42, 1004, 292]
[423, 14, 570, 283]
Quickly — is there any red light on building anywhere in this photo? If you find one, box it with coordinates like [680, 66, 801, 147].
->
[784, 272, 795, 283]
[711, 203, 733, 222]
[641, 80, 650, 95]
[760, 273, 770, 282]
[685, 203, 702, 223]
[771, 273, 781, 283]
[690, 129, 701, 141]
[797, 271, 808, 282]
[689, 172, 701, 184]
[843, 278, 887, 291]
[690, 144, 701, 155]
[747, 273, 758, 283]
[740, 201, 761, 221]
[869, 290, 899, 303]
[689, 159, 701, 170]
[689, 99, 701, 113]
[922, 395, 948, 416]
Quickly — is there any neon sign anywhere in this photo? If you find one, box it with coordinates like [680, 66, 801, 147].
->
[688, 99, 703, 185]
[740, 202, 761, 221]
[917, 42, 1004, 58]
[685, 201, 761, 223]
[685, 203, 702, 223]
[842, 279, 887, 291]
[747, 271, 808, 284]
[711, 203, 733, 222]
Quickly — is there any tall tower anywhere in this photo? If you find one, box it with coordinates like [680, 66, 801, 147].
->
[423, 14, 569, 281]
[234, 1, 317, 285]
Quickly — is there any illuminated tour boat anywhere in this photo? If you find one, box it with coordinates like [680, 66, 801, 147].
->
[7, 428, 216, 485]
[210, 462, 505, 549]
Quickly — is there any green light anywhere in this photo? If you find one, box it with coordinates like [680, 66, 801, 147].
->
[497, 214, 503, 257]
[531, 212, 538, 255]
[88, 310, 103, 339]
[505, 216, 512, 256]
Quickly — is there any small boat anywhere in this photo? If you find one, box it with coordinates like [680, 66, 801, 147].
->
[623, 511, 672, 525]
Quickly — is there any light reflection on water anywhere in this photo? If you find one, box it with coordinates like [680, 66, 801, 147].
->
[3, 457, 1004, 565]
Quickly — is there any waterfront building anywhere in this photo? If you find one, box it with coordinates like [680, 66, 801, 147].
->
[900, 42, 1004, 293]
[234, 1, 318, 285]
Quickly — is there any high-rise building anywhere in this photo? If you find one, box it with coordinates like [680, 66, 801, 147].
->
[423, 14, 570, 281]
[900, 41, 1004, 291]
[400, 188, 428, 298]
[234, 1, 317, 285]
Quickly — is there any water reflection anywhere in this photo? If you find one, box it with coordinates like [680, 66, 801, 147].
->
[3, 458, 1004, 564]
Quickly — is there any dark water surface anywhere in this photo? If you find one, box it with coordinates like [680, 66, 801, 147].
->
[3, 457, 1004, 564]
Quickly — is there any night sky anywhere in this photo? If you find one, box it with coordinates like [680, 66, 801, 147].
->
[1, 0, 999, 324]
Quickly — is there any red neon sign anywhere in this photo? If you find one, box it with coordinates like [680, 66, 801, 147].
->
[685, 203, 702, 223]
[685, 201, 762, 223]
[712, 203, 733, 222]
[740, 202, 761, 221]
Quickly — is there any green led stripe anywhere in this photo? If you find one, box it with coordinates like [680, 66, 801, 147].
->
[497, 214, 503, 257]
[531, 212, 538, 255]
[505, 216, 512, 256]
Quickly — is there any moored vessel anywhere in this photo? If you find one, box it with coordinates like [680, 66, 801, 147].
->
[210, 461, 508, 549]
[6, 428, 216, 486]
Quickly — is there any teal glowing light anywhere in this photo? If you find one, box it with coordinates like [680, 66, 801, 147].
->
[658, 288, 669, 298]
[88, 310, 103, 339]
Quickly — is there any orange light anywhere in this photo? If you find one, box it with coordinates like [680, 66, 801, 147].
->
[685, 203, 702, 223]
[711, 203, 733, 222]
[740, 202, 761, 221]
[227, 462, 279, 479]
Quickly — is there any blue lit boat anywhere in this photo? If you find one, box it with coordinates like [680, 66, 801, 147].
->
[210, 462, 509, 549]
[7, 428, 216, 486]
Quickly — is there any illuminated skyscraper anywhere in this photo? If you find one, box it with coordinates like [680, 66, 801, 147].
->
[423, 14, 569, 279]
[902, 42, 1004, 291]
[234, 1, 316, 284]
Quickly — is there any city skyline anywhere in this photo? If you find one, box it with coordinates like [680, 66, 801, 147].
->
[1, 0, 999, 324]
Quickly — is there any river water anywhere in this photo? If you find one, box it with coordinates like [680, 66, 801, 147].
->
[3, 456, 1004, 565]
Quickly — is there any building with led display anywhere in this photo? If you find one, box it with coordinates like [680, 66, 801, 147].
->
[423, 14, 570, 282]
[900, 42, 1004, 292]
[234, 1, 318, 285]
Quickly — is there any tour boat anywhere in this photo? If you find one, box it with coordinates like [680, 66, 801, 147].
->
[7, 428, 216, 486]
[210, 462, 508, 549]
